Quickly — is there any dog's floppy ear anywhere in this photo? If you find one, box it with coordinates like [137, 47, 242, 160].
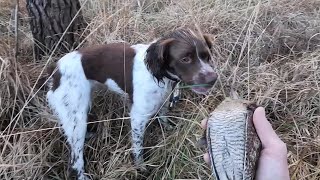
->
[203, 34, 214, 49]
[145, 38, 175, 83]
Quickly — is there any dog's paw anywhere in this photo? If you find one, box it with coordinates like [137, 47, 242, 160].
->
[158, 117, 176, 131]
[134, 159, 147, 172]
[85, 131, 95, 140]
[164, 123, 175, 131]
[79, 174, 90, 180]
[69, 168, 90, 180]
[137, 164, 147, 172]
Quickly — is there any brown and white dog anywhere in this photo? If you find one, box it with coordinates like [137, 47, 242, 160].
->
[46, 28, 218, 179]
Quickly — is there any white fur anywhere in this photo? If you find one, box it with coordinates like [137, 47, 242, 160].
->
[105, 79, 126, 95]
[199, 59, 213, 73]
[47, 52, 91, 180]
[47, 43, 174, 179]
[166, 70, 181, 81]
[195, 40, 215, 77]
[130, 44, 173, 167]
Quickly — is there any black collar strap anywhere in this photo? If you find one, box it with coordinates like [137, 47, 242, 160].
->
[164, 68, 180, 82]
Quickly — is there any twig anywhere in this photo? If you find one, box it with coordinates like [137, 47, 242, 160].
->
[14, 0, 20, 61]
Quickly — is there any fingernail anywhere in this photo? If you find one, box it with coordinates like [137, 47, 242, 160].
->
[204, 153, 210, 165]
[254, 107, 266, 117]
[201, 118, 208, 129]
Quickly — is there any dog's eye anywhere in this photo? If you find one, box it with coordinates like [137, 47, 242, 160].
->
[200, 53, 210, 62]
[206, 56, 211, 62]
[203, 55, 209, 62]
[180, 57, 192, 63]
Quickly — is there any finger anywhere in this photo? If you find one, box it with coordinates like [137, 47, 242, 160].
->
[203, 153, 210, 165]
[201, 118, 208, 129]
[253, 107, 283, 147]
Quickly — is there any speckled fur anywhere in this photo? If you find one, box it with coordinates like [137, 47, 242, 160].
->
[46, 28, 217, 180]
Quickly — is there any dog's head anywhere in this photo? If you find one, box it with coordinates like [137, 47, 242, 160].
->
[145, 28, 218, 94]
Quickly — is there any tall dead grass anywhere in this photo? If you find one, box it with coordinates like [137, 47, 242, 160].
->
[0, 0, 319, 179]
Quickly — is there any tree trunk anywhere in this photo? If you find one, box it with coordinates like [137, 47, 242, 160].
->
[26, 0, 86, 61]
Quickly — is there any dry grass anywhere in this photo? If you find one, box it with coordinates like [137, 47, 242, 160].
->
[1, 0, 320, 179]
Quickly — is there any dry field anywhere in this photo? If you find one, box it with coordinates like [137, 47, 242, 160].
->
[0, 0, 320, 179]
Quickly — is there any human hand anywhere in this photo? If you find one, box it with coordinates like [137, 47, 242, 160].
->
[201, 107, 290, 180]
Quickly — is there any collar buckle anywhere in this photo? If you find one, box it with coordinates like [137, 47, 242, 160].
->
[169, 82, 181, 110]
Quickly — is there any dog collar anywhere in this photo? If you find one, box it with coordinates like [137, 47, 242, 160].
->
[164, 67, 181, 82]
[169, 81, 181, 110]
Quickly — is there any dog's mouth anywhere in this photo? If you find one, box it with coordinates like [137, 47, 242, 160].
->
[181, 84, 212, 95]
[191, 85, 212, 95]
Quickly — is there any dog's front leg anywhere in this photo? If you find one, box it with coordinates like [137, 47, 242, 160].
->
[158, 100, 176, 130]
[129, 106, 152, 171]
[158, 83, 180, 130]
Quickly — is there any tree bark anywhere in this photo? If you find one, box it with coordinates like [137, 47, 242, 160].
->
[26, 0, 86, 61]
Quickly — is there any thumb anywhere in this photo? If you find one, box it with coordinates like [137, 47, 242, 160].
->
[253, 107, 282, 148]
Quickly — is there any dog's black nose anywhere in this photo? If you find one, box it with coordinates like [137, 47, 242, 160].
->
[208, 79, 217, 85]
[204, 71, 218, 85]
